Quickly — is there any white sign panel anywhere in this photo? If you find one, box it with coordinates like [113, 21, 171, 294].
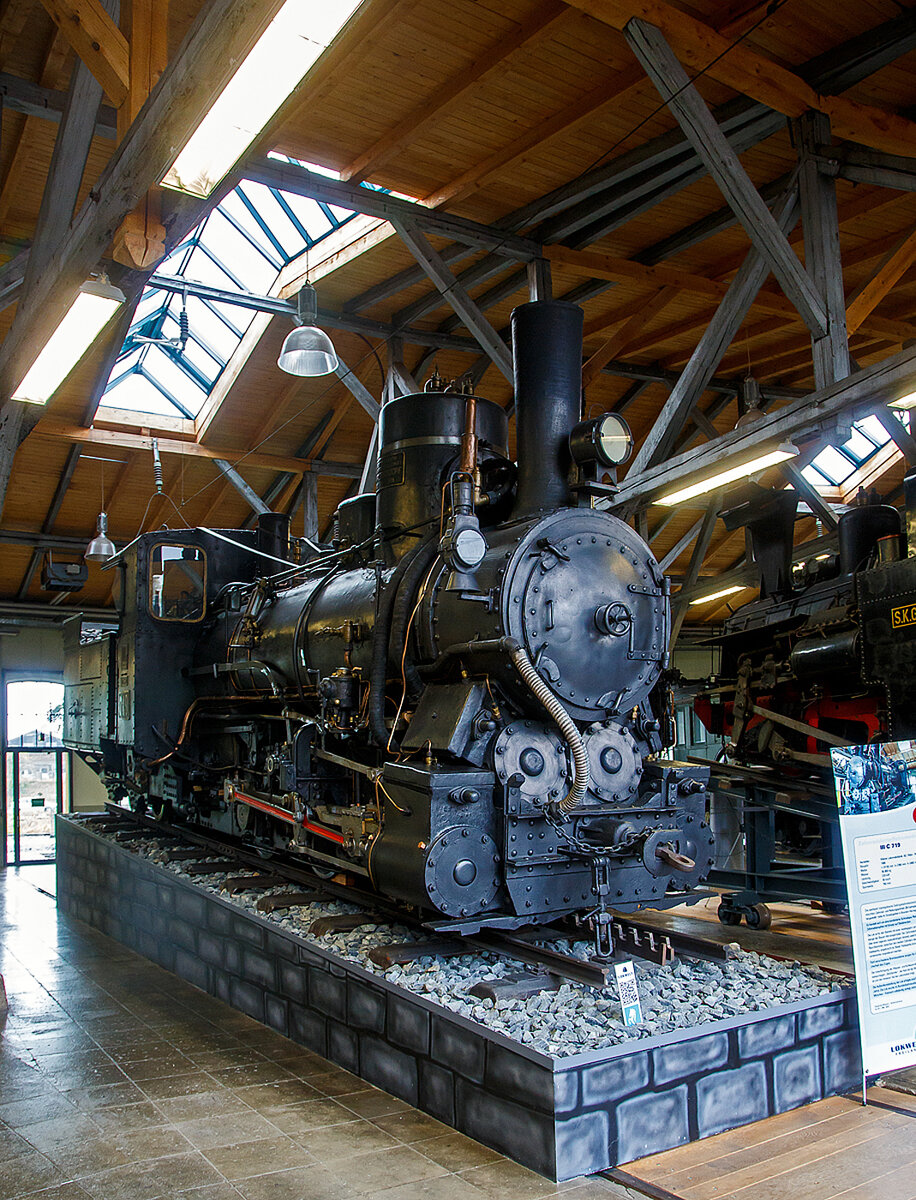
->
[831, 741, 916, 1077]
[614, 960, 642, 1027]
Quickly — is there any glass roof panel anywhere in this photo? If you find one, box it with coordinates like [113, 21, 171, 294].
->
[103, 160, 366, 420]
[810, 444, 856, 485]
[806, 413, 901, 491]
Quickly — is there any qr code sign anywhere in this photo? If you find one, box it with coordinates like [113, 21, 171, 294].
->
[614, 960, 643, 1026]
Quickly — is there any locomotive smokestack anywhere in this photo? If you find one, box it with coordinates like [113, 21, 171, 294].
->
[511, 301, 583, 516]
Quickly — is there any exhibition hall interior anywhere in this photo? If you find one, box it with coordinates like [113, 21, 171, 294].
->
[2, 1, 916, 1197]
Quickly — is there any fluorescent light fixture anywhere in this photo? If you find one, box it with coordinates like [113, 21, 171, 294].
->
[689, 585, 746, 606]
[655, 443, 800, 506]
[890, 391, 916, 410]
[162, 0, 364, 198]
[12, 277, 126, 405]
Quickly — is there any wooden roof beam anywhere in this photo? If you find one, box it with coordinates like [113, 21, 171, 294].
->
[567, 0, 916, 158]
[31, 420, 363, 479]
[393, 220, 514, 383]
[613, 339, 916, 512]
[0, 0, 294, 407]
[627, 189, 800, 475]
[847, 225, 916, 336]
[37, 0, 128, 106]
[625, 20, 827, 339]
[0, 70, 117, 137]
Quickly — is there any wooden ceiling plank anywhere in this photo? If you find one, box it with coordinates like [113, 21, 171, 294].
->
[310, 395, 355, 460]
[0, 28, 71, 229]
[37, 0, 129, 106]
[0, 0, 34, 70]
[342, 0, 568, 184]
[23, 0, 119, 299]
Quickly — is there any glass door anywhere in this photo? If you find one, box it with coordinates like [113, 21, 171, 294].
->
[2, 679, 70, 867]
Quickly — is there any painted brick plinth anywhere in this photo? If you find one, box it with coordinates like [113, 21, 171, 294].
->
[56, 816, 861, 1180]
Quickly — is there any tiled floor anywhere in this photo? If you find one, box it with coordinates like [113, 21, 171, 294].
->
[0, 866, 626, 1200]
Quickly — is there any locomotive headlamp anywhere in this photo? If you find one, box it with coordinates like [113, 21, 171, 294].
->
[440, 472, 487, 592]
[569, 413, 633, 468]
[277, 283, 338, 376]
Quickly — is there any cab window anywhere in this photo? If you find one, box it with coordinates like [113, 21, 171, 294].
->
[149, 544, 206, 622]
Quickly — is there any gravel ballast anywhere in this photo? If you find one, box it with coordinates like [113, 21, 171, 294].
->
[97, 822, 845, 1058]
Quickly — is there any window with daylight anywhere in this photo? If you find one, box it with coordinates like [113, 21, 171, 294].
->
[102, 159, 372, 420]
[801, 412, 906, 490]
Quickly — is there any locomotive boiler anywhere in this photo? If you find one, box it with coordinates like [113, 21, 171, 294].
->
[64, 301, 714, 954]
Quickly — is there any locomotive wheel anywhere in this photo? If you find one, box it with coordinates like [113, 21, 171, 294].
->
[717, 904, 742, 926]
[745, 903, 772, 930]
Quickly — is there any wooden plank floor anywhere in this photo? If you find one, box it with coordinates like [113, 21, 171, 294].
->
[636, 893, 854, 974]
[618, 1087, 916, 1200]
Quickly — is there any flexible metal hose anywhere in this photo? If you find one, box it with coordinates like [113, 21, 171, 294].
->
[509, 643, 589, 815]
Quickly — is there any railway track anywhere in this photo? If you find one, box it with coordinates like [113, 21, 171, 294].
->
[89, 804, 733, 999]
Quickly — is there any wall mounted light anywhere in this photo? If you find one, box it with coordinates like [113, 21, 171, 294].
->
[12, 276, 126, 405]
[161, 0, 364, 199]
[655, 443, 800, 507]
[277, 282, 338, 376]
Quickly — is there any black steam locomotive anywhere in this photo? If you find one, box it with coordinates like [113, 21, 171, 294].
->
[692, 481, 916, 919]
[64, 302, 714, 954]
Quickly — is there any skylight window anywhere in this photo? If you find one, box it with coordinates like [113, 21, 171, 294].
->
[801, 411, 904, 489]
[102, 159, 368, 420]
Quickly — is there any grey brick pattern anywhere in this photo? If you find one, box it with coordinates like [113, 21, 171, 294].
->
[56, 817, 862, 1182]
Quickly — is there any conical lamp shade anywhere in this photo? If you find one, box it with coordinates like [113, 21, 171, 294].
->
[85, 511, 116, 563]
[277, 325, 338, 376]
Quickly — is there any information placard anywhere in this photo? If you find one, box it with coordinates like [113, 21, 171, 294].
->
[831, 740, 916, 1077]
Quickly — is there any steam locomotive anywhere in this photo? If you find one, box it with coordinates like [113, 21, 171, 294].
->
[691, 481, 916, 919]
[64, 301, 714, 954]
[695, 485, 916, 770]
